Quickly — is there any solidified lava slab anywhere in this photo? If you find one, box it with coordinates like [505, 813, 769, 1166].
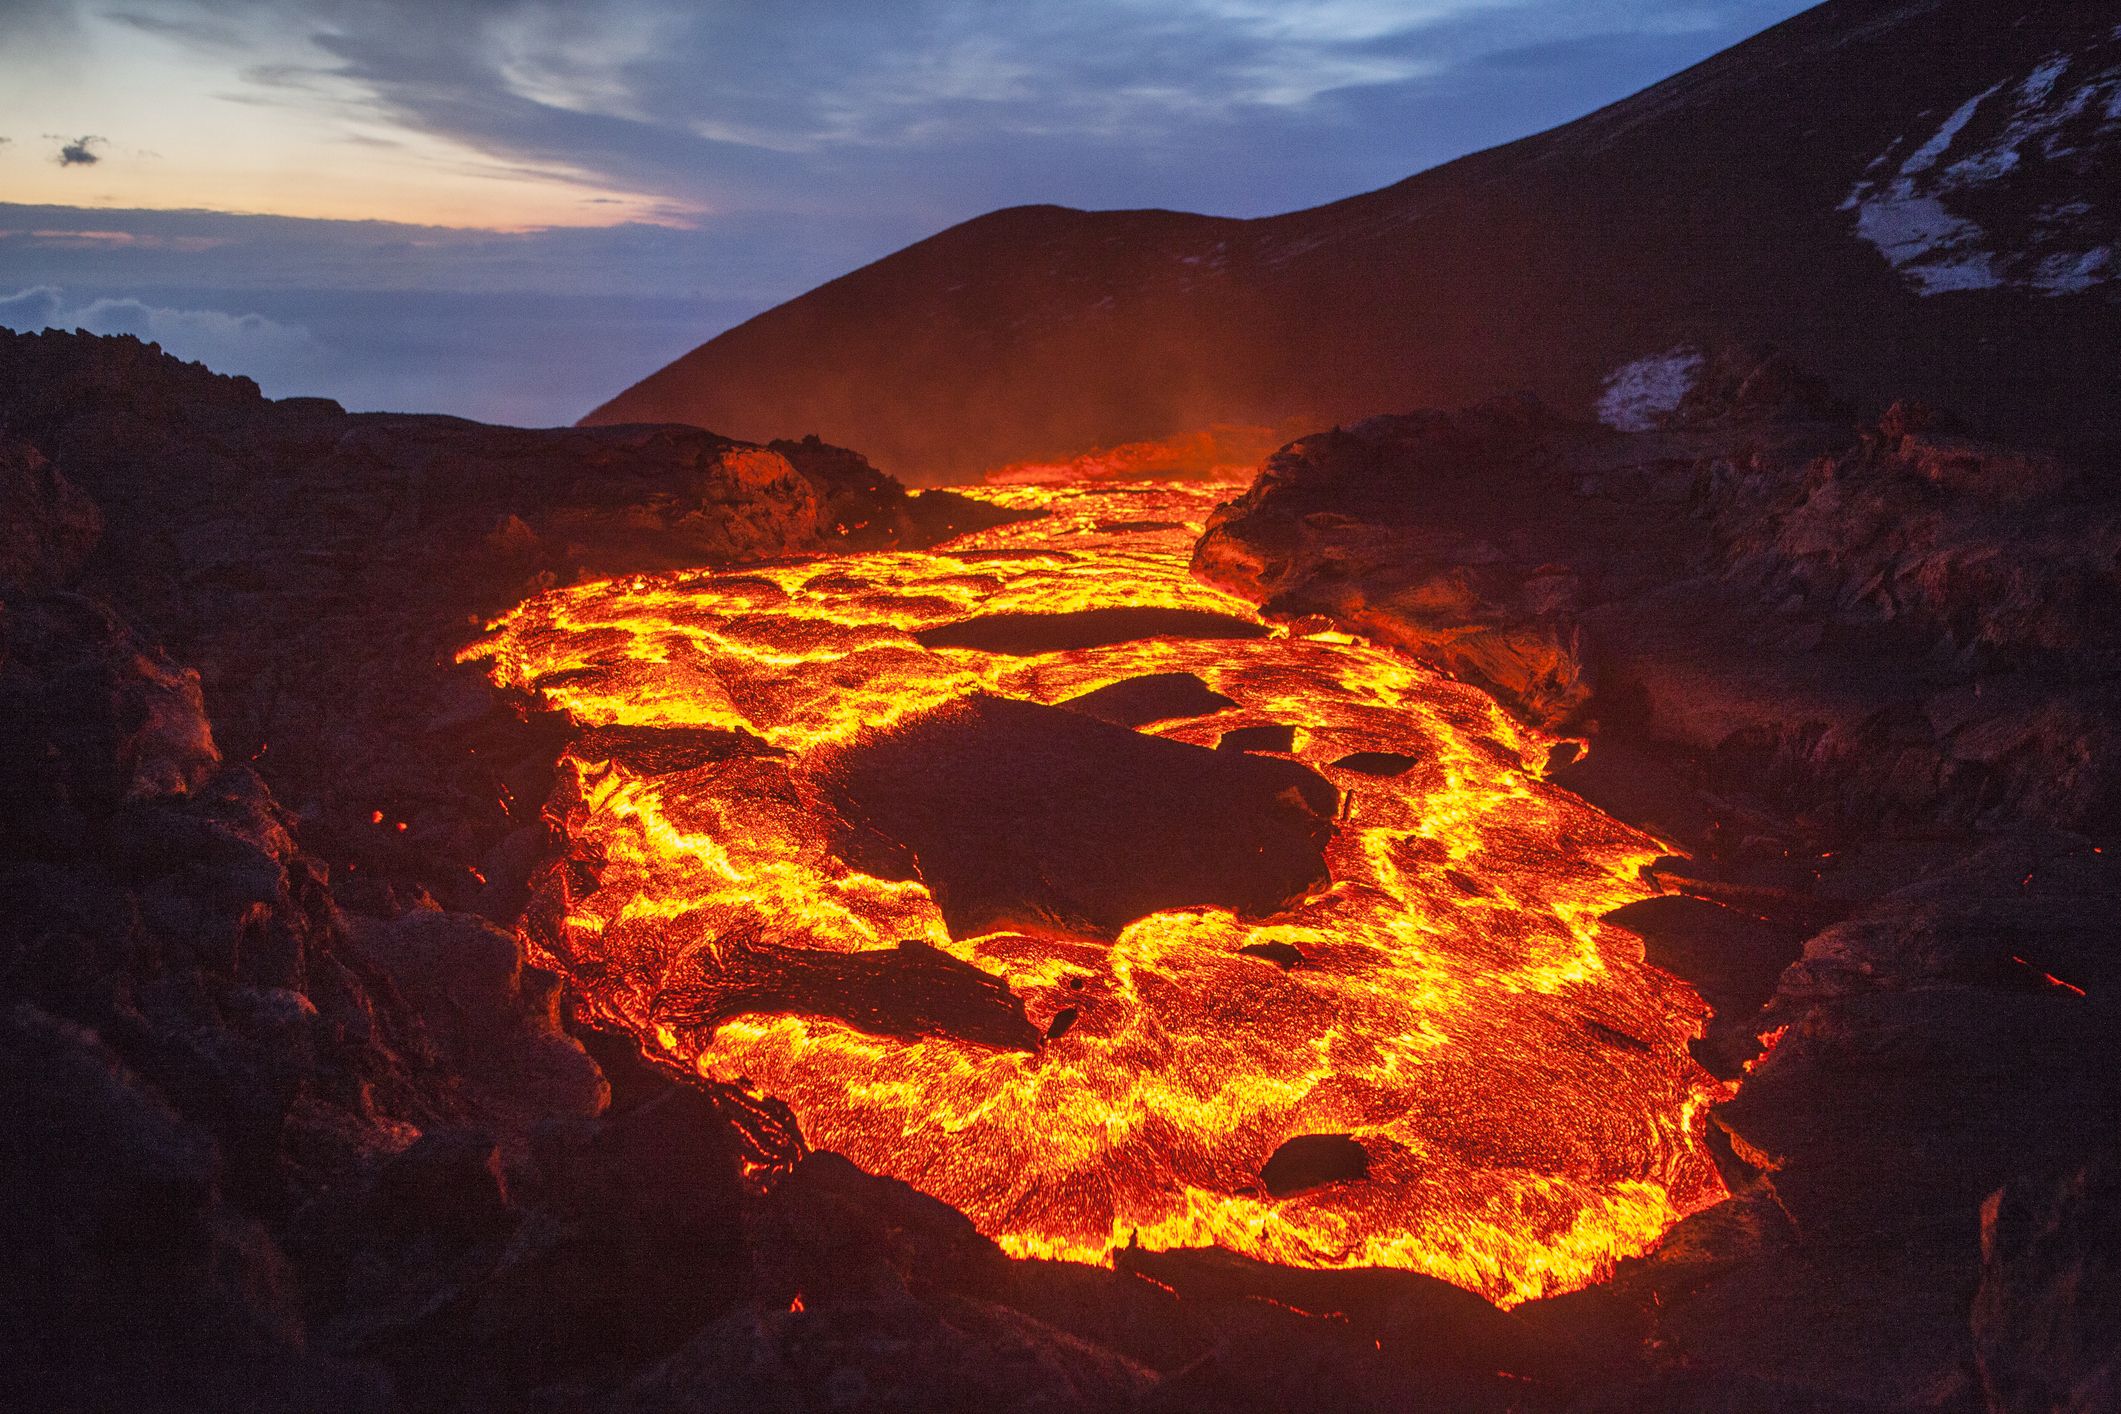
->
[1261, 1133, 1370, 1196]
[1057, 671, 1237, 727]
[818, 693, 1337, 942]
[1330, 750, 1422, 777]
[914, 605, 1270, 654]
[1219, 723, 1299, 753]
[653, 936, 1043, 1052]
[571, 723, 785, 774]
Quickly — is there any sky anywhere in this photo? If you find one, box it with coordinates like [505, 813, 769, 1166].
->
[0, 0, 1815, 426]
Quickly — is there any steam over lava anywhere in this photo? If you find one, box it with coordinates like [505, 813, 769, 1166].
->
[470, 481, 1724, 1304]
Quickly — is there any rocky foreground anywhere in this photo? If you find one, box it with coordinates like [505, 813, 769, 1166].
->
[3, 331, 2117, 1412]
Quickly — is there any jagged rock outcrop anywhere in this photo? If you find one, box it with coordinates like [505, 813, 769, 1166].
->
[1192, 358, 2121, 1409]
[1975, 1153, 2121, 1414]
[1503, 827, 2121, 1411]
[0, 329, 1018, 921]
[0, 440, 101, 587]
[1193, 353, 2121, 835]
[0, 566, 607, 1411]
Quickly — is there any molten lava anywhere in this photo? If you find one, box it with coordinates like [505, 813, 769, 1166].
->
[469, 481, 1725, 1305]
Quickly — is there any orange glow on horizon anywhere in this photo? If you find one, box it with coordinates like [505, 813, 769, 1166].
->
[0, 11, 694, 232]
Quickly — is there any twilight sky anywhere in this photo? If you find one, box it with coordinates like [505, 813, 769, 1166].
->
[0, 0, 1813, 425]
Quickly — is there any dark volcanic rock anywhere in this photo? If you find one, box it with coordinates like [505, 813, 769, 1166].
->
[0, 560, 451, 1412]
[0, 328, 991, 920]
[1974, 1155, 2121, 1414]
[351, 910, 609, 1142]
[1194, 397, 1615, 727]
[1329, 751, 1421, 777]
[0, 591, 221, 836]
[0, 440, 101, 587]
[1194, 368, 2121, 834]
[0, 1005, 387, 1414]
[1522, 832, 2121, 1410]
[651, 936, 1043, 1052]
[1260, 1133, 1369, 1197]
[818, 693, 1335, 941]
[569, 723, 785, 775]
[1056, 670, 1237, 727]
[1095, 518, 1188, 533]
[613, 1296, 1155, 1414]
[1719, 838, 2121, 1267]
[914, 605, 1269, 655]
[663, 1151, 1161, 1414]
[1602, 894, 1809, 1077]
[769, 433, 1029, 548]
[1218, 723, 1298, 753]
[1117, 1245, 1560, 1407]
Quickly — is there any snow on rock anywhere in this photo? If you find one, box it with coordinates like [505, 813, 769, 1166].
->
[1844, 40, 2121, 297]
[1597, 347, 1702, 431]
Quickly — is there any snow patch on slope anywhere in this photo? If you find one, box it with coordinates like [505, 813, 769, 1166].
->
[1597, 347, 1702, 431]
[1844, 43, 2121, 297]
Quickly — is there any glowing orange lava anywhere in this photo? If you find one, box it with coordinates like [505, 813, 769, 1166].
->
[468, 481, 1725, 1305]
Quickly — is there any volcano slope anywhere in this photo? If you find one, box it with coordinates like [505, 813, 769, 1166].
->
[586, 0, 2121, 482]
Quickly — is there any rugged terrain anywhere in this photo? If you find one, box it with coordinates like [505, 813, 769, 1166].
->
[5, 328, 2119, 1412]
[1193, 345, 2121, 1410]
[587, 0, 2121, 483]
[0, 329, 1010, 922]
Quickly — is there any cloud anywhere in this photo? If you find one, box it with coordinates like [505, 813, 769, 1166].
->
[0, 284, 64, 328]
[45, 0, 1813, 225]
[0, 271, 758, 424]
[0, 199, 821, 302]
[55, 134, 102, 166]
[72, 294, 321, 365]
[0, 0, 77, 42]
[0, 284, 325, 383]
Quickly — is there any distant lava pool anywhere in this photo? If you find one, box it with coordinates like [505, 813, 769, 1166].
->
[467, 481, 1725, 1305]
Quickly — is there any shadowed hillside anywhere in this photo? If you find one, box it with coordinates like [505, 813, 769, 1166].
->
[587, 0, 2121, 482]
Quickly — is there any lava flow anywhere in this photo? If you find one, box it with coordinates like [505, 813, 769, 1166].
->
[468, 480, 1726, 1305]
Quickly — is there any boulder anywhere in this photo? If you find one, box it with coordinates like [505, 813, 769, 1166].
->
[352, 910, 609, 1143]
[1974, 1156, 2121, 1414]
